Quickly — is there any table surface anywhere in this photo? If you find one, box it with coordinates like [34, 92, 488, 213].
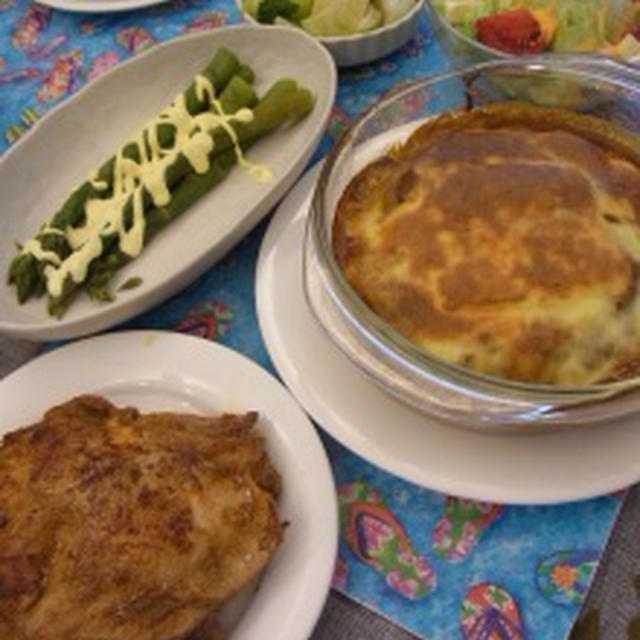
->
[1, 3, 640, 639]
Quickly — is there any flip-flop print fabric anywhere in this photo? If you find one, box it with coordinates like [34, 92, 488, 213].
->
[339, 481, 436, 600]
[461, 583, 525, 640]
[1, 2, 626, 639]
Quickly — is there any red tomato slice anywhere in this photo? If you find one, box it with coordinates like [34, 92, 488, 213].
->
[476, 9, 549, 54]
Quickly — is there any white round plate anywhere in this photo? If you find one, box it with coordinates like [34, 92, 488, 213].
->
[37, 0, 169, 13]
[0, 27, 336, 341]
[0, 330, 337, 640]
[256, 164, 640, 505]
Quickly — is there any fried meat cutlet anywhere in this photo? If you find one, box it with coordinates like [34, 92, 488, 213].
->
[0, 395, 282, 640]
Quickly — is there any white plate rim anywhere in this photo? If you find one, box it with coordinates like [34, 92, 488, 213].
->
[38, 0, 179, 15]
[255, 163, 640, 505]
[0, 330, 338, 640]
[0, 26, 336, 342]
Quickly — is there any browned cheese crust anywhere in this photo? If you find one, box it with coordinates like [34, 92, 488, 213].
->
[0, 395, 282, 640]
[333, 103, 640, 385]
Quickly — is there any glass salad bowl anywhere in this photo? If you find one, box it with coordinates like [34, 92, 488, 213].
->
[304, 57, 640, 431]
[424, 1, 640, 68]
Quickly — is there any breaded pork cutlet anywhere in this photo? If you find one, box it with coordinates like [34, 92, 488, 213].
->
[0, 395, 282, 640]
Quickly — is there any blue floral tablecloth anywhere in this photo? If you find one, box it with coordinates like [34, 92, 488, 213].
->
[0, 2, 624, 638]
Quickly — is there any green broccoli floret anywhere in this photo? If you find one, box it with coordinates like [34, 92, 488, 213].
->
[257, 0, 298, 23]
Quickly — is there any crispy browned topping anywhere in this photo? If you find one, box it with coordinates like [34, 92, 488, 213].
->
[333, 103, 640, 385]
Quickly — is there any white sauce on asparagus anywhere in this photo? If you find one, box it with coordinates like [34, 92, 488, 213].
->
[20, 239, 62, 266]
[21, 74, 271, 298]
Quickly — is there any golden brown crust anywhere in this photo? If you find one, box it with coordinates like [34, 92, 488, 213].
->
[0, 395, 282, 640]
[333, 103, 640, 385]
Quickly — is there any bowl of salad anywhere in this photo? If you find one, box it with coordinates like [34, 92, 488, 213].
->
[427, 0, 640, 66]
[238, 0, 425, 66]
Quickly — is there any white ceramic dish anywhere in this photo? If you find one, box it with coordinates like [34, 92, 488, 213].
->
[0, 330, 337, 640]
[237, 0, 425, 67]
[256, 164, 640, 505]
[37, 0, 168, 14]
[0, 26, 336, 342]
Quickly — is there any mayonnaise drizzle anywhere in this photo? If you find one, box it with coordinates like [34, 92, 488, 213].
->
[21, 239, 62, 266]
[41, 225, 65, 236]
[88, 169, 108, 192]
[195, 75, 273, 184]
[21, 74, 272, 298]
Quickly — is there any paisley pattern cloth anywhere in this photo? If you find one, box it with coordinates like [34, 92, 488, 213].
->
[0, 2, 626, 639]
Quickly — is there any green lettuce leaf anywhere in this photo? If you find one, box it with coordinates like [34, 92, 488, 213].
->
[433, 0, 507, 37]
[604, 0, 640, 42]
[242, 0, 263, 17]
[257, 0, 298, 23]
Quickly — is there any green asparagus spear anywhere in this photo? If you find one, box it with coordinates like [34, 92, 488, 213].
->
[83, 84, 314, 307]
[44, 74, 263, 317]
[104, 74, 259, 246]
[237, 64, 255, 84]
[74, 47, 245, 203]
[49, 81, 314, 316]
[58, 47, 244, 220]
[9, 47, 246, 304]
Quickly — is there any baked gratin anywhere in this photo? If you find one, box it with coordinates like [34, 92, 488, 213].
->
[333, 103, 640, 386]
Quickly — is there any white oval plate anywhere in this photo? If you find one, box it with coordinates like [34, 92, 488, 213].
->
[256, 164, 640, 505]
[0, 330, 337, 639]
[0, 26, 336, 341]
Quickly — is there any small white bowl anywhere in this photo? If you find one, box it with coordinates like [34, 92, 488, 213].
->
[236, 0, 425, 67]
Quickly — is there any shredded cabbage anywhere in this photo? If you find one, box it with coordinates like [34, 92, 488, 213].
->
[302, 0, 383, 35]
[553, 0, 607, 52]
[246, 0, 415, 34]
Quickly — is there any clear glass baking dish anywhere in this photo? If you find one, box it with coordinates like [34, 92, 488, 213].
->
[304, 57, 640, 431]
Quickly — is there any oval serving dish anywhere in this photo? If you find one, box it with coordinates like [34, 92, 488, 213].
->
[0, 26, 336, 342]
[304, 56, 640, 431]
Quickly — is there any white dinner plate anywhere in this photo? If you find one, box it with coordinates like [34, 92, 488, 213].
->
[0, 26, 336, 341]
[256, 164, 640, 505]
[0, 330, 337, 640]
[38, 0, 170, 13]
